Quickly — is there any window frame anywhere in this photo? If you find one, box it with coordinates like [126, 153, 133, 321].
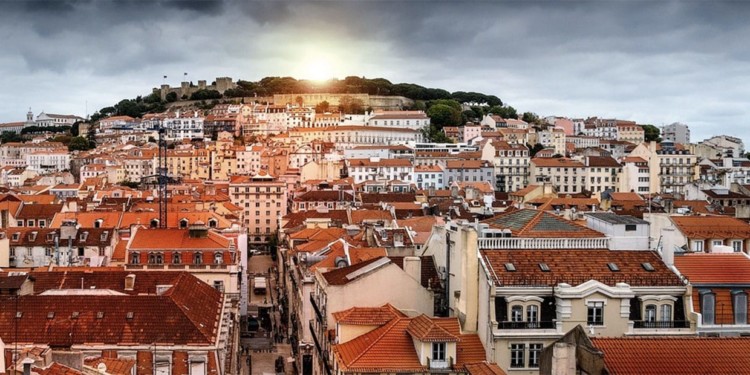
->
[431, 342, 446, 362]
[587, 301, 605, 326]
[510, 343, 525, 368]
[701, 291, 715, 325]
[733, 291, 748, 325]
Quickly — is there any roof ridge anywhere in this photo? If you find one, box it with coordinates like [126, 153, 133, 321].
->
[518, 209, 545, 234]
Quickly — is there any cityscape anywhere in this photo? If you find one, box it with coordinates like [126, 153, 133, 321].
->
[2, 1, 750, 375]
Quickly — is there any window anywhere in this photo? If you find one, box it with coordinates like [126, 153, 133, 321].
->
[733, 240, 743, 252]
[625, 224, 636, 231]
[529, 343, 542, 368]
[692, 240, 704, 252]
[712, 240, 724, 248]
[431, 342, 446, 362]
[17, 220, 23, 226]
[526, 305, 539, 326]
[702, 292, 715, 325]
[214, 252, 223, 264]
[27, 220, 35, 227]
[180, 219, 188, 229]
[734, 292, 747, 325]
[510, 344, 525, 368]
[660, 304, 672, 322]
[587, 301, 604, 326]
[511, 305, 523, 322]
[173, 253, 181, 264]
[194, 252, 203, 265]
[644, 304, 657, 322]
[131, 252, 140, 264]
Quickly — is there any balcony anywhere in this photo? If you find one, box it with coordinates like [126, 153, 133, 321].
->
[498, 321, 556, 329]
[478, 237, 610, 250]
[633, 320, 690, 329]
[310, 294, 325, 326]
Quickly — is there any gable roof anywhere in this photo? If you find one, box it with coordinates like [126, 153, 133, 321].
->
[480, 249, 682, 287]
[332, 303, 406, 326]
[592, 336, 750, 375]
[406, 315, 460, 342]
[321, 257, 391, 286]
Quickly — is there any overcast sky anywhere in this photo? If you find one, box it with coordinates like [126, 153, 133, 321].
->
[2, 0, 749, 144]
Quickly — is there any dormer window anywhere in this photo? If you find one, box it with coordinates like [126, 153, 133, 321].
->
[94, 219, 103, 228]
[100, 232, 109, 241]
[180, 219, 189, 229]
[150, 219, 159, 228]
[214, 252, 223, 265]
[79, 232, 89, 242]
[29, 232, 38, 241]
[194, 252, 203, 265]
[46, 233, 55, 242]
[12, 233, 20, 241]
[431, 342, 447, 365]
[208, 219, 217, 228]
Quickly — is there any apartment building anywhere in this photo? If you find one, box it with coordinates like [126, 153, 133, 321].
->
[662, 122, 690, 144]
[229, 172, 288, 247]
[346, 157, 414, 184]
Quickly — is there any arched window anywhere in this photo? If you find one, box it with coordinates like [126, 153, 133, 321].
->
[173, 253, 181, 264]
[510, 305, 523, 322]
[131, 252, 140, 264]
[180, 219, 189, 229]
[150, 219, 159, 228]
[702, 292, 715, 325]
[208, 219, 217, 228]
[214, 252, 223, 264]
[645, 304, 657, 322]
[660, 304, 672, 322]
[526, 305, 539, 327]
[194, 252, 203, 265]
[94, 219, 103, 228]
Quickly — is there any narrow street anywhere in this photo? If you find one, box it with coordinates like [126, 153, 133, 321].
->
[240, 253, 293, 375]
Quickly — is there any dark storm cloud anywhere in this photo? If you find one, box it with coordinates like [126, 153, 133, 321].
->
[1, 0, 749, 143]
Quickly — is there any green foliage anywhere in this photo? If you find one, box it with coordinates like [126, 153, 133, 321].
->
[427, 103, 463, 129]
[68, 136, 92, 151]
[0, 131, 22, 144]
[641, 124, 661, 142]
[71, 121, 81, 136]
[451, 91, 502, 106]
[50, 135, 73, 145]
[487, 105, 518, 120]
[527, 143, 545, 157]
[522, 112, 539, 124]
[189, 89, 222, 101]
[143, 92, 161, 104]
[421, 125, 453, 143]
[165, 92, 178, 102]
[21, 125, 71, 135]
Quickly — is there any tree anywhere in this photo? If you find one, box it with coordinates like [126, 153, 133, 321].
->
[165, 92, 178, 102]
[527, 143, 545, 157]
[119, 180, 141, 189]
[339, 96, 365, 114]
[315, 100, 330, 113]
[0, 131, 22, 144]
[189, 90, 222, 101]
[426, 104, 462, 129]
[522, 112, 539, 124]
[641, 124, 661, 142]
[295, 96, 304, 107]
[421, 125, 453, 143]
[488, 105, 518, 120]
[68, 136, 91, 151]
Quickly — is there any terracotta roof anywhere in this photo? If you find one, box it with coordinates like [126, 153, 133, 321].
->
[406, 315, 460, 342]
[464, 362, 507, 375]
[128, 228, 231, 250]
[586, 156, 621, 167]
[347, 158, 412, 167]
[592, 336, 750, 375]
[0, 274, 27, 290]
[446, 160, 486, 169]
[84, 357, 136, 375]
[360, 192, 416, 205]
[531, 158, 584, 168]
[282, 210, 350, 228]
[332, 303, 406, 326]
[671, 215, 750, 239]
[481, 209, 605, 238]
[480, 249, 683, 287]
[322, 257, 391, 286]
[50, 212, 123, 228]
[609, 192, 643, 201]
[350, 209, 394, 224]
[296, 190, 354, 202]
[674, 253, 750, 284]
[0, 272, 221, 346]
[34, 363, 82, 375]
[334, 318, 425, 372]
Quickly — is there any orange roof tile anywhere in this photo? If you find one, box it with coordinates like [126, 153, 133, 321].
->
[84, 357, 136, 375]
[128, 228, 231, 250]
[671, 215, 750, 239]
[333, 303, 406, 326]
[592, 336, 750, 374]
[464, 362, 507, 375]
[481, 209, 605, 238]
[406, 315, 460, 342]
[674, 253, 750, 284]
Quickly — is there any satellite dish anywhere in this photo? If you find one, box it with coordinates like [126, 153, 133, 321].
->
[97, 363, 107, 372]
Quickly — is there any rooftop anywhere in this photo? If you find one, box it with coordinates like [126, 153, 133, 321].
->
[674, 253, 750, 284]
[586, 212, 649, 225]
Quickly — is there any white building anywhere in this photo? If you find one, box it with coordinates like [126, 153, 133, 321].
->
[414, 164, 445, 189]
[25, 149, 70, 172]
[367, 110, 430, 130]
[662, 122, 690, 145]
[35, 112, 84, 127]
[346, 157, 414, 184]
[163, 110, 205, 140]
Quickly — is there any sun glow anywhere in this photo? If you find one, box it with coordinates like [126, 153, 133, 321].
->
[299, 54, 337, 82]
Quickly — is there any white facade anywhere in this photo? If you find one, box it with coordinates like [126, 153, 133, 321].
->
[35, 112, 83, 127]
[662, 122, 690, 145]
[164, 110, 205, 140]
[25, 150, 70, 172]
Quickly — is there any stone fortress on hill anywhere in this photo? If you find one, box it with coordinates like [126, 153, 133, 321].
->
[153, 76, 414, 110]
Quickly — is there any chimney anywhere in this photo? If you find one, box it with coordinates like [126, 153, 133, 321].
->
[22, 358, 34, 375]
[403, 256, 421, 285]
[124, 274, 136, 291]
[661, 227, 676, 267]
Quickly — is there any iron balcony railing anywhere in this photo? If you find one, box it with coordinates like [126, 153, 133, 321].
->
[498, 321, 556, 329]
[633, 320, 690, 329]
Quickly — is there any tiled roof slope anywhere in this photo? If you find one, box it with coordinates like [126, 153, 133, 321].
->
[128, 228, 231, 250]
[480, 249, 682, 287]
[464, 362, 507, 375]
[674, 253, 750, 284]
[333, 304, 406, 326]
[406, 315, 460, 342]
[15, 270, 182, 295]
[84, 357, 136, 375]
[592, 337, 750, 375]
[482, 209, 605, 238]
[0, 272, 221, 346]
[671, 215, 750, 239]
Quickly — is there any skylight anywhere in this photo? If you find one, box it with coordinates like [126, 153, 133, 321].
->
[607, 262, 620, 272]
[642, 262, 655, 272]
[539, 263, 550, 272]
[504, 263, 516, 272]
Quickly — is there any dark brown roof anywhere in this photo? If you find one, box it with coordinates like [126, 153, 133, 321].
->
[296, 190, 354, 202]
[16, 203, 64, 220]
[480, 249, 683, 287]
[282, 210, 350, 229]
[360, 192, 416, 204]
[322, 257, 390, 286]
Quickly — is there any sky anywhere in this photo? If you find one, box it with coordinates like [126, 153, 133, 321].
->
[2, 0, 749, 145]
